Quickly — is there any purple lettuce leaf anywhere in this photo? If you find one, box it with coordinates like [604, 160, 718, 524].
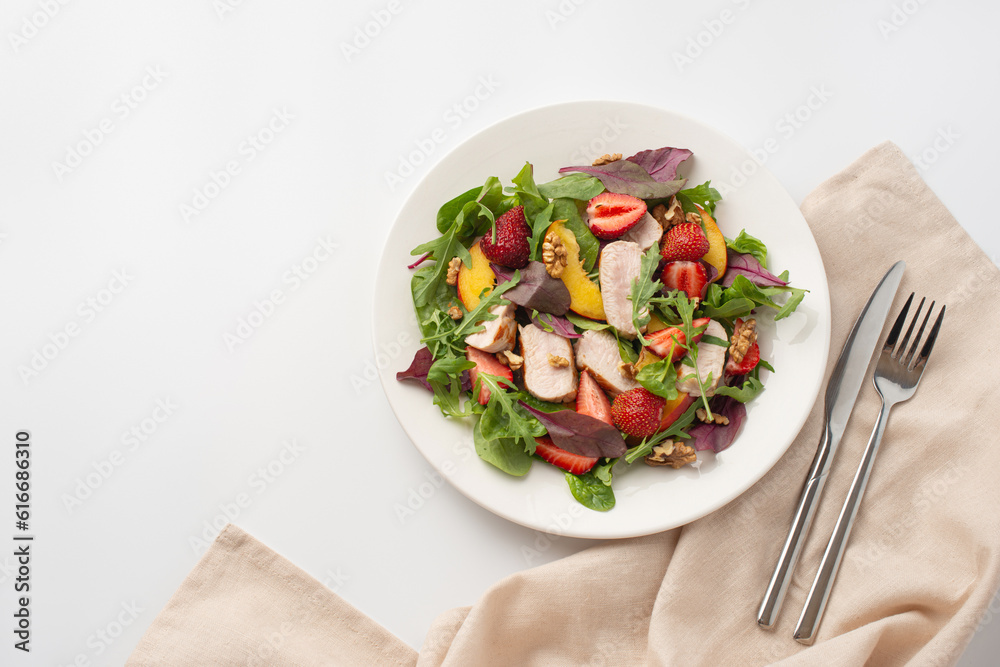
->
[720, 251, 788, 288]
[529, 311, 582, 339]
[557, 161, 686, 200]
[396, 347, 435, 391]
[519, 402, 626, 458]
[396, 346, 472, 392]
[625, 147, 693, 183]
[687, 396, 746, 454]
[490, 261, 570, 315]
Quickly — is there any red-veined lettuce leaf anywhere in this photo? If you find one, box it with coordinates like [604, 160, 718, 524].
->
[720, 251, 788, 288]
[490, 261, 570, 315]
[519, 402, 627, 458]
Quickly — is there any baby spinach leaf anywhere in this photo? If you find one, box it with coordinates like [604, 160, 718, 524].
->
[436, 186, 480, 234]
[565, 469, 616, 512]
[714, 375, 764, 403]
[474, 419, 532, 476]
[537, 174, 605, 201]
[635, 357, 679, 401]
[528, 201, 555, 261]
[565, 312, 612, 331]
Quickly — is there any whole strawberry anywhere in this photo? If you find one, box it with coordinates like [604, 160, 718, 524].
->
[480, 205, 530, 268]
[611, 387, 665, 438]
[660, 222, 710, 262]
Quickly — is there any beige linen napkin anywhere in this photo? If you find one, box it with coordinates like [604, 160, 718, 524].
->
[128, 142, 1000, 666]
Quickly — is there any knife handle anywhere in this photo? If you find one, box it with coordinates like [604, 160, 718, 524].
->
[757, 425, 836, 629]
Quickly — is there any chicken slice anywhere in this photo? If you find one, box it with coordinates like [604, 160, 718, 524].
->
[519, 324, 578, 403]
[620, 212, 663, 251]
[573, 329, 640, 397]
[599, 241, 646, 339]
[465, 304, 516, 353]
[677, 320, 728, 397]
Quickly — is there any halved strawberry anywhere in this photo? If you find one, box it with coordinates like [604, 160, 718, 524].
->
[586, 192, 647, 240]
[480, 206, 530, 268]
[644, 317, 711, 361]
[726, 341, 760, 376]
[534, 436, 598, 475]
[611, 387, 665, 438]
[661, 261, 708, 301]
[660, 223, 710, 262]
[575, 370, 613, 425]
[466, 346, 513, 405]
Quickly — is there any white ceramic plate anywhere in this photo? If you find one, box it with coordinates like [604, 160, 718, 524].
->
[374, 101, 830, 539]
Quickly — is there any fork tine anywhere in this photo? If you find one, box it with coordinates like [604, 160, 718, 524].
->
[904, 301, 935, 369]
[914, 305, 946, 371]
[896, 296, 925, 359]
[885, 293, 913, 352]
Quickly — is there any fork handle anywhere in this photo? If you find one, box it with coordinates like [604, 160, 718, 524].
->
[794, 398, 892, 644]
[757, 425, 836, 628]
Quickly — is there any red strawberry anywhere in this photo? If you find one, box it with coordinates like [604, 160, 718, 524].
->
[575, 370, 613, 425]
[660, 222, 709, 262]
[661, 261, 708, 301]
[533, 436, 598, 475]
[726, 341, 760, 376]
[466, 346, 513, 405]
[480, 206, 530, 268]
[611, 388, 665, 438]
[586, 192, 647, 240]
[645, 317, 711, 361]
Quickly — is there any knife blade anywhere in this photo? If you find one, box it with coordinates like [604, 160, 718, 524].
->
[756, 261, 905, 629]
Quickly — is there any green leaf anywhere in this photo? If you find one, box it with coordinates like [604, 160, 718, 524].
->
[714, 375, 765, 403]
[630, 242, 663, 338]
[593, 459, 615, 486]
[675, 181, 723, 215]
[616, 333, 639, 364]
[537, 174, 605, 201]
[564, 469, 616, 511]
[473, 419, 532, 476]
[511, 163, 547, 220]
[426, 357, 476, 417]
[700, 297, 756, 320]
[520, 394, 573, 413]
[476, 374, 545, 450]
[565, 312, 611, 331]
[726, 229, 768, 268]
[436, 186, 480, 234]
[774, 287, 807, 320]
[702, 335, 729, 348]
[635, 357, 679, 401]
[552, 198, 599, 272]
[419, 274, 519, 358]
[528, 201, 555, 261]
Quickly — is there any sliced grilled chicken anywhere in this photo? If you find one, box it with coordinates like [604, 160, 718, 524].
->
[620, 212, 663, 251]
[599, 241, 646, 339]
[677, 320, 728, 397]
[465, 304, 516, 353]
[519, 324, 578, 403]
[573, 329, 640, 397]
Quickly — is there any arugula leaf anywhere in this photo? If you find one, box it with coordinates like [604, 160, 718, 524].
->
[537, 173, 605, 201]
[624, 401, 700, 464]
[476, 374, 545, 452]
[473, 419, 532, 476]
[635, 357, 680, 401]
[552, 198, 599, 271]
[593, 459, 615, 486]
[630, 242, 663, 338]
[519, 394, 573, 413]
[726, 229, 768, 267]
[675, 181, 723, 215]
[425, 357, 476, 417]
[651, 291, 714, 418]
[564, 469, 616, 511]
[714, 375, 764, 403]
[419, 275, 519, 358]
[773, 287, 807, 320]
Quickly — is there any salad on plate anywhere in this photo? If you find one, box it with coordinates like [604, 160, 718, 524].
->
[397, 146, 805, 512]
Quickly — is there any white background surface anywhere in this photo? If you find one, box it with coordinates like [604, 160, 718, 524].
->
[1, 1, 997, 665]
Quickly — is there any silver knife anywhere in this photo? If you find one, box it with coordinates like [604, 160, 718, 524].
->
[756, 261, 904, 629]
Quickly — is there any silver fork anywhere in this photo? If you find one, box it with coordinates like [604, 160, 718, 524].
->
[793, 293, 946, 644]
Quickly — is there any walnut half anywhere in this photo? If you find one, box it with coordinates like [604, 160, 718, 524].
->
[542, 231, 568, 278]
[592, 153, 622, 166]
[446, 257, 462, 286]
[645, 440, 697, 468]
[651, 196, 685, 231]
[729, 318, 758, 365]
